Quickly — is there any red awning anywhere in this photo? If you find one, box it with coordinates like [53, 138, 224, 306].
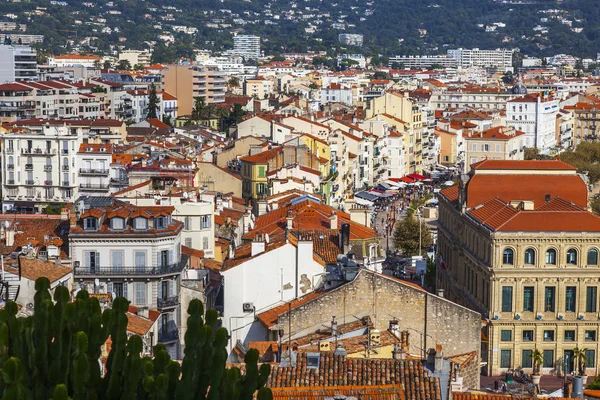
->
[408, 173, 426, 181]
[400, 176, 415, 183]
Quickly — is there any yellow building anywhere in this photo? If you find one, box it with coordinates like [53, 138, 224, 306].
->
[240, 147, 283, 213]
[437, 159, 600, 377]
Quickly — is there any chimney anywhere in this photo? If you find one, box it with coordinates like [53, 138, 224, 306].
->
[251, 233, 265, 256]
[392, 343, 405, 360]
[400, 331, 410, 353]
[216, 196, 223, 212]
[142, 158, 147, 168]
[434, 345, 444, 371]
[258, 198, 268, 216]
[69, 204, 78, 228]
[60, 206, 69, 221]
[389, 319, 400, 338]
[338, 223, 350, 254]
[329, 210, 338, 230]
[437, 288, 444, 298]
[286, 211, 294, 230]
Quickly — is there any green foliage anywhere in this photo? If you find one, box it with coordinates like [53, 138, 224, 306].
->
[393, 213, 433, 257]
[530, 349, 543, 375]
[591, 196, 600, 215]
[559, 142, 600, 184]
[524, 147, 540, 160]
[116, 59, 131, 71]
[588, 374, 600, 390]
[0, 278, 272, 400]
[147, 85, 159, 120]
[424, 257, 436, 291]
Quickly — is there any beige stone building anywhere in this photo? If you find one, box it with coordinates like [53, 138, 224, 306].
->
[437, 159, 600, 377]
[462, 126, 526, 173]
[160, 65, 226, 116]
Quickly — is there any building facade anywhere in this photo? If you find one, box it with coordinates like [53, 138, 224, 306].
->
[507, 93, 559, 154]
[70, 197, 185, 360]
[0, 44, 37, 83]
[437, 159, 600, 376]
[447, 48, 514, 71]
[233, 35, 261, 60]
[161, 65, 226, 116]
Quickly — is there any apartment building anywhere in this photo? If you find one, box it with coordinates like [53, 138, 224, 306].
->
[48, 54, 102, 68]
[447, 48, 514, 71]
[507, 93, 559, 154]
[462, 126, 526, 173]
[0, 44, 37, 83]
[76, 143, 112, 197]
[388, 55, 458, 69]
[0, 83, 35, 122]
[437, 159, 600, 376]
[233, 35, 261, 60]
[430, 86, 519, 111]
[338, 33, 363, 47]
[70, 197, 185, 360]
[161, 65, 226, 116]
[320, 83, 353, 106]
[118, 50, 152, 68]
[243, 76, 274, 100]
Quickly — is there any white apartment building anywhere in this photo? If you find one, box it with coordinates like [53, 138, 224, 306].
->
[384, 131, 406, 179]
[0, 82, 35, 122]
[388, 55, 458, 69]
[0, 44, 37, 82]
[48, 54, 102, 68]
[338, 33, 363, 47]
[118, 50, 152, 68]
[70, 197, 185, 360]
[233, 35, 261, 60]
[447, 48, 514, 71]
[320, 83, 353, 106]
[507, 93, 559, 154]
[1, 124, 80, 213]
[76, 143, 112, 197]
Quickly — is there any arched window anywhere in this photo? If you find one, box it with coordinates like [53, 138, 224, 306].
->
[26, 156, 32, 165]
[8, 156, 13, 166]
[546, 249, 557, 265]
[503, 248, 514, 265]
[588, 249, 599, 265]
[524, 248, 535, 265]
[63, 157, 68, 167]
[567, 248, 578, 265]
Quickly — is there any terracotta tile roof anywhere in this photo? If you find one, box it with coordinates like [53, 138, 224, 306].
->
[240, 147, 282, 163]
[535, 197, 583, 211]
[112, 180, 152, 196]
[245, 200, 378, 241]
[222, 232, 290, 271]
[289, 317, 372, 347]
[248, 341, 279, 359]
[125, 311, 156, 335]
[453, 394, 568, 400]
[465, 127, 525, 140]
[78, 143, 113, 154]
[161, 91, 177, 100]
[257, 290, 326, 328]
[439, 185, 458, 203]
[470, 159, 576, 171]
[147, 118, 170, 129]
[7, 218, 70, 256]
[0, 83, 34, 91]
[267, 354, 440, 400]
[298, 330, 398, 355]
[4, 258, 72, 283]
[270, 385, 406, 400]
[466, 174, 587, 209]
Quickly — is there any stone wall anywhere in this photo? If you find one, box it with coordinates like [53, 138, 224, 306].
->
[275, 269, 480, 389]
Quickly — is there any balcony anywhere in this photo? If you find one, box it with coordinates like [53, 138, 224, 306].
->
[73, 260, 186, 277]
[25, 164, 33, 171]
[158, 329, 179, 343]
[110, 177, 129, 187]
[79, 183, 109, 191]
[60, 181, 72, 187]
[6, 180, 15, 185]
[62, 165, 69, 171]
[79, 168, 109, 176]
[157, 296, 179, 310]
[22, 148, 56, 155]
[44, 165, 52, 172]
[25, 180, 34, 185]
[7, 164, 14, 170]
[61, 149, 69, 155]
[6, 148, 14, 154]
[44, 180, 53, 186]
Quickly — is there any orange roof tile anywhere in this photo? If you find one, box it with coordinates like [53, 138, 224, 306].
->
[470, 159, 576, 171]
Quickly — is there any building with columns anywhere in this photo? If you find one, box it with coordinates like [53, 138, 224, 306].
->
[437, 159, 600, 377]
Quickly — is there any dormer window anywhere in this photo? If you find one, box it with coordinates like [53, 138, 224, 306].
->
[154, 216, 166, 229]
[84, 217, 97, 231]
[110, 217, 124, 230]
[133, 217, 148, 230]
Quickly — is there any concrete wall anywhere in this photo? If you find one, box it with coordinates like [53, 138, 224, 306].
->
[275, 270, 481, 366]
[195, 163, 242, 198]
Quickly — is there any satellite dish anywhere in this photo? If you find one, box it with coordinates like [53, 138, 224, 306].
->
[94, 278, 100, 287]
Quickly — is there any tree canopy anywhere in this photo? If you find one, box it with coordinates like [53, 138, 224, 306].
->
[393, 214, 433, 257]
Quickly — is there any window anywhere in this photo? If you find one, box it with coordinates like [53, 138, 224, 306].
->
[258, 166, 266, 178]
[495, 144, 501, 152]
[500, 350, 511, 368]
[586, 330, 597, 341]
[184, 216, 191, 230]
[154, 216, 166, 229]
[110, 217, 124, 230]
[546, 249, 557, 265]
[201, 215, 211, 229]
[564, 330, 576, 341]
[523, 286, 534, 312]
[586, 349, 596, 368]
[135, 282, 146, 305]
[203, 236, 209, 250]
[543, 330, 555, 341]
[134, 251, 146, 273]
[567, 248, 578, 265]
[482, 144, 490, 152]
[545, 287, 556, 312]
[472, 143, 476, 151]
[133, 217, 147, 230]
[501, 286, 513, 312]
[524, 248, 535, 265]
[587, 287, 598, 313]
[565, 286, 577, 312]
[84, 217, 97, 230]
[501, 330, 512, 341]
[158, 250, 169, 267]
[522, 330, 534, 342]
[588, 249, 599, 265]
[503, 248, 514, 265]
[543, 350, 554, 368]
[522, 350, 533, 368]
[184, 237, 192, 248]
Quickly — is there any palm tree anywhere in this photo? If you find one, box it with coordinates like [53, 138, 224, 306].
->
[531, 349, 543, 375]
[573, 347, 588, 376]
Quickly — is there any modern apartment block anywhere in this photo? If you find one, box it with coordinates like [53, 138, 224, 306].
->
[388, 55, 458, 69]
[76, 143, 112, 197]
[118, 50, 152, 68]
[69, 197, 185, 360]
[0, 44, 37, 83]
[507, 93, 559, 154]
[161, 65, 226, 116]
[338, 33, 364, 47]
[447, 48, 514, 71]
[233, 35, 261, 60]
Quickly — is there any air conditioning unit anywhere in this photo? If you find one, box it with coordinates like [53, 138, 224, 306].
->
[242, 302, 255, 313]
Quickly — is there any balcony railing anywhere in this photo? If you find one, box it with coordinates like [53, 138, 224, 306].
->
[44, 180, 53, 186]
[79, 168, 109, 176]
[22, 148, 56, 155]
[6, 180, 15, 185]
[158, 329, 179, 343]
[25, 180, 34, 185]
[25, 164, 33, 170]
[60, 181, 71, 187]
[62, 165, 69, 171]
[79, 183, 109, 190]
[6, 148, 14, 154]
[44, 165, 52, 172]
[7, 164, 14, 170]
[74, 260, 186, 277]
[157, 296, 179, 309]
